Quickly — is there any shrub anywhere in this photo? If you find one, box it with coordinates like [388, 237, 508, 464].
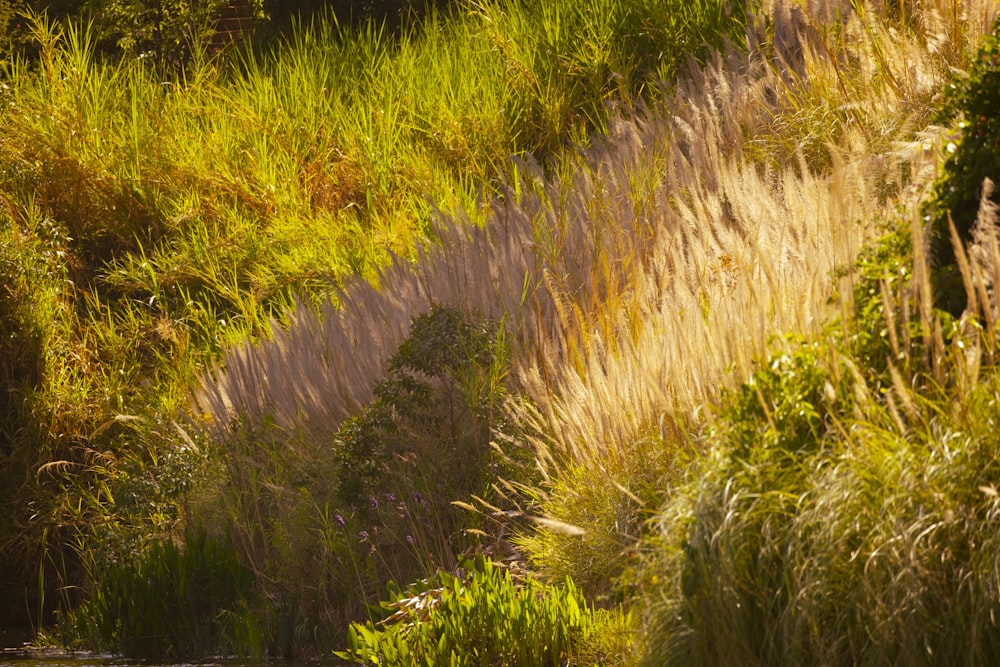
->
[336, 304, 505, 512]
[925, 17, 1000, 311]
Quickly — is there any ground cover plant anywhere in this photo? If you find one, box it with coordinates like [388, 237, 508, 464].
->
[336, 556, 602, 665]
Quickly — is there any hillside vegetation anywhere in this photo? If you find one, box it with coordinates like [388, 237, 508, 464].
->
[0, 0, 747, 649]
[3, 0, 1000, 662]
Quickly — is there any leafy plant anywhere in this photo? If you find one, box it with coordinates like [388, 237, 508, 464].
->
[87, 0, 266, 65]
[336, 304, 504, 510]
[925, 16, 1000, 311]
[337, 555, 595, 666]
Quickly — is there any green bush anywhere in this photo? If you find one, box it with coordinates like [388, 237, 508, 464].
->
[337, 555, 595, 666]
[925, 17, 1000, 311]
[336, 304, 504, 509]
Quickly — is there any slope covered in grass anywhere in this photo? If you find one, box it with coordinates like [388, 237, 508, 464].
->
[5, 0, 1000, 661]
[0, 0, 750, 652]
[187, 0, 999, 662]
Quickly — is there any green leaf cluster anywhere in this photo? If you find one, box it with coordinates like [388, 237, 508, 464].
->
[925, 16, 1000, 311]
[335, 304, 506, 510]
[338, 555, 594, 666]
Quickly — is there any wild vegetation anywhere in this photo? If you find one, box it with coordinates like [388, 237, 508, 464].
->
[0, 0, 748, 653]
[3, 0, 1000, 663]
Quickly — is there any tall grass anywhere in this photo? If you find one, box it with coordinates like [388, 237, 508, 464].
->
[641, 178, 1000, 664]
[639, 13, 1000, 659]
[197, 0, 991, 610]
[7, 0, 995, 658]
[0, 0, 748, 637]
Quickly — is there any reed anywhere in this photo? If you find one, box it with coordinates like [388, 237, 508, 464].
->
[0, 0, 747, 640]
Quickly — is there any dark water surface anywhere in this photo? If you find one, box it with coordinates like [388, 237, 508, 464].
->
[0, 655, 332, 667]
[0, 629, 338, 667]
[1, 659, 255, 667]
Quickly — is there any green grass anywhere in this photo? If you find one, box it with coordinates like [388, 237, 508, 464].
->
[636, 16, 1000, 660]
[641, 215, 1000, 664]
[0, 0, 750, 641]
[7, 0, 1000, 662]
[184, 0, 991, 660]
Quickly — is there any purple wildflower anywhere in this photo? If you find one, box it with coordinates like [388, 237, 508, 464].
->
[413, 491, 429, 509]
[335, 514, 345, 526]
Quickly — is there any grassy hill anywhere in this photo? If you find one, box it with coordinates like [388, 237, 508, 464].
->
[3, 0, 1000, 662]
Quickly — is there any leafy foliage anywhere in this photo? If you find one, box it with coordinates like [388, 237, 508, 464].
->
[337, 556, 595, 666]
[925, 17, 1000, 310]
[336, 304, 504, 509]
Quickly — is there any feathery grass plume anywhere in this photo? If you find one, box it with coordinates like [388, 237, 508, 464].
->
[192, 0, 988, 601]
[509, 0, 992, 599]
[641, 163, 1000, 666]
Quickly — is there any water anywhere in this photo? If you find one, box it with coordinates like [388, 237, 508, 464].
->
[1, 658, 240, 667]
[0, 655, 337, 667]
[0, 629, 344, 667]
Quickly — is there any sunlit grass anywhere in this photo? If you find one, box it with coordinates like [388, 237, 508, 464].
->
[7, 0, 998, 659]
[0, 0, 750, 630]
[202, 0, 991, 616]
[642, 196, 1000, 663]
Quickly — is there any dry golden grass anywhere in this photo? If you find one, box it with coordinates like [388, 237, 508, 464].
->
[507, 0, 994, 473]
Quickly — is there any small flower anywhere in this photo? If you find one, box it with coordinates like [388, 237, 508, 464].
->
[369, 495, 379, 509]
[386, 492, 397, 503]
[335, 514, 345, 527]
[406, 535, 415, 544]
[359, 530, 370, 541]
